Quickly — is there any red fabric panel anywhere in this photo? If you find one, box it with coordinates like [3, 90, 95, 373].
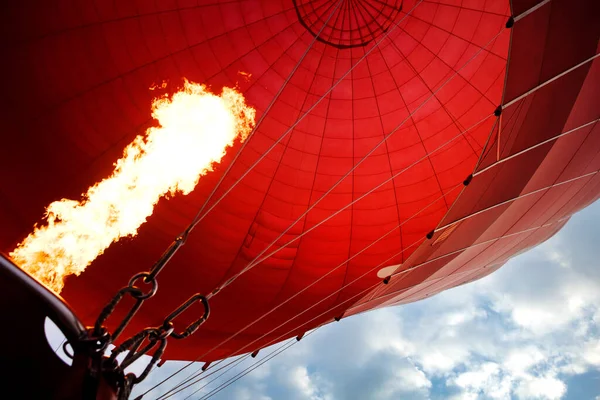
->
[348, 0, 600, 320]
[0, 0, 596, 363]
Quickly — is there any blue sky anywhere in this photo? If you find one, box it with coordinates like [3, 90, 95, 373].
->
[128, 199, 600, 400]
[46, 200, 600, 399]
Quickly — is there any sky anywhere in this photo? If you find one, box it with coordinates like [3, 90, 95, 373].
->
[47, 199, 600, 399]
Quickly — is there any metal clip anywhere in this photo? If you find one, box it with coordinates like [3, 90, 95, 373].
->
[94, 272, 158, 343]
[164, 293, 210, 339]
[109, 326, 169, 385]
[145, 235, 187, 283]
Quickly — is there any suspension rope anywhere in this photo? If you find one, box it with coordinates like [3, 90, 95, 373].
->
[167, 223, 459, 400]
[169, 163, 574, 398]
[164, 354, 248, 396]
[134, 0, 430, 301]
[475, 118, 599, 176]
[513, 0, 552, 22]
[181, 0, 345, 237]
[197, 330, 320, 400]
[181, 0, 425, 242]
[136, 1, 429, 392]
[434, 169, 598, 234]
[150, 3, 578, 393]
[388, 216, 571, 282]
[181, 355, 252, 400]
[502, 53, 600, 109]
[161, 282, 388, 399]
[153, 352, 251, 400]
[190, 354, 248, 384]
[146, 353, 251, 400]
[142, 1, 520, 395]
[142, 111, 499, 399]
[239, 112, 496, 276]
[152, 182, 462, 399]
[206, 25, 507, 297]
[182, 338, 296, 400]
[138, 0, 346, 287]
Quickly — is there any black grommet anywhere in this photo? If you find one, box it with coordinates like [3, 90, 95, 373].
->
[505, 16, 515, 28]
[202, 361, 211, 371]
[383, 276, 391, 284]
[334, 316, 341, 322]
[296, 333, 305, 341]
[463, 174, 473, 186]
[494, 105, 502, 116]
[426, 230, 434, 239]
[251, 350, 260, 358]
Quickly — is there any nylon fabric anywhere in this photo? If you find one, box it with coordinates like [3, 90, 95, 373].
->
[1, 0, 597, 362]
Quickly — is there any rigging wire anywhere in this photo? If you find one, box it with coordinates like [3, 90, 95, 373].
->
[154, 180, 468, 399]
[144, 112, 499, 398]
[180, 0, 426, 242]
[159, 281, 384, 400]
[137, 0, 425, 393]
[159, 157, 581, 399]
[142, 1, 517, 396]
[204, 11, 507, 298]
[146, 28, 505, 394]
[142, 1, 576, 396]
[163, 109, 496, 387]
[153, 353, 250, 400]
[191, 0, 547, 299]
[182, 338, 296, 400]
[180, 0, 345, 240]
[181, 355, 252, 400]
[196, 329, 321, 400]
[155, 230, 435, 398]
[190, 213, 537, 400]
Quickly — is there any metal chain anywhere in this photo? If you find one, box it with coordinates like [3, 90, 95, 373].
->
[92, 233, 189, 351]
[93, 272, 158, 345]
[104, 292, 209, 397]
[91, 241, 210, 397]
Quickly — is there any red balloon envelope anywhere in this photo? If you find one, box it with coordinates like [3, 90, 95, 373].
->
[0, 0, 599, 362]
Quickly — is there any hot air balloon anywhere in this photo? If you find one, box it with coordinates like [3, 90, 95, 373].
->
[0, 0, 598, 398]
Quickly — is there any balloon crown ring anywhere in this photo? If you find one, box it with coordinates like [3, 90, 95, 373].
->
[294, 0, 404, 49]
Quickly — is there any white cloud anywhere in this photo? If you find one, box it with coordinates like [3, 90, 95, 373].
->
[511, 305, 577, 334]
[286, 366, 323, 400]
[451, 362, 510, 399]
[503, 346, 544, 376]
[376, 365, 431, 399]
[545, 249, 571, 269]
[230, 386, 272, 400]
[445, 308, 487, 326]
[514, 375, 566, 400]
[583, 339, 600, 366]
[419, 347, 469, 374]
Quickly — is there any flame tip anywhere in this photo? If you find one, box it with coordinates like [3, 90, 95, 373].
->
[13, 79, 256, 293]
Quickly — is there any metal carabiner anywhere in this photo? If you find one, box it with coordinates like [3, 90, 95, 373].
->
[93, 272, 158, 341]
[163, 293, 210, 339]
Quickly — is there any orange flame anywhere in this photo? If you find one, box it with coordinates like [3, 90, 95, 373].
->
[10, 80, 255, 293]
